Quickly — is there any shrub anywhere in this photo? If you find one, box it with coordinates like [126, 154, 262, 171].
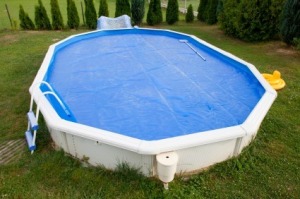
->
[84, 0, 97, 29]
[166, 0, 179, 25]
[19, 5, 35, 30]
[115, 0, 131, 17]
[99, 0, 109, 17]
[67, 0, 80, 29]
[34, 0, 52, 30]
[206, 0, 218, 25]
[185, 4, 194, 23]
[146, 0, 162, 25]
[131, 0, 145, 26]
[219, 0, 285, 41]
[197, 0, 208, 22]
[50, 0, 64, 30]
[280, 0, 300, 45]
[216, 0, 224, 18]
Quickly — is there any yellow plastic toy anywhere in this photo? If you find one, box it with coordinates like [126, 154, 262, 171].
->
[262, 70, 286, 90]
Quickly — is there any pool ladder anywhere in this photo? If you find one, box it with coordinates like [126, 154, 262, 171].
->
[25, 81, 70, 154]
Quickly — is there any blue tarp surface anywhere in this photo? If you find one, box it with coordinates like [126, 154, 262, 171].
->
[45, 29, 265, 140]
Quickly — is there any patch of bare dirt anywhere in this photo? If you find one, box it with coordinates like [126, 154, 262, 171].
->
[276, 48, 298, 56]
[0, 34, 18, 44]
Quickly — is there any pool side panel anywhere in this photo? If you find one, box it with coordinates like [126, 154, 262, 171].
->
[29, 28, 277, 177]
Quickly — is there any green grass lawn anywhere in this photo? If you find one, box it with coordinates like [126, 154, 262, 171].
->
[0, 19, 300, 199]
[0, 0, 117, 30]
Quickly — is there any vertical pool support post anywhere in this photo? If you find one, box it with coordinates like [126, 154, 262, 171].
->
[156, 152, 179, 190]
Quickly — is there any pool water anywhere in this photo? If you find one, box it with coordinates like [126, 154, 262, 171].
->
[43, 29, 265, 140]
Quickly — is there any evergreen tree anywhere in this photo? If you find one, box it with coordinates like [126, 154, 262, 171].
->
[67, 0, 80, 29]
[185, 4, 194, 23]
[84, 0, 97, 29]
[34, 0, 52, 30]
[99, 0, 109, 17]
[147, 0, 162, 25]
[19, 5, 35, 30]
[166, 0, 179, 25]
[51, 0, 64, 30]
[216, 0, 224, 18]
[197, 0, 208, 22]
[280, 0, 300, 45]
[147, 0, 155, 25]
[115, 0, 131, 17]
[206, 0, 218, 24]
[131, 0, 145, 25]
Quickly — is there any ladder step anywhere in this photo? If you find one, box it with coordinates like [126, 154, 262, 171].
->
[25, 130, 36, 151]
[27, 111, 39, 131]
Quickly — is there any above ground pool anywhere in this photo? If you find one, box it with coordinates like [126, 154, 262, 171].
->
[29, 28, 277, 178]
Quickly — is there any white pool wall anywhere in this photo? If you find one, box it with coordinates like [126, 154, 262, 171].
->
[29, 28, 277, 176]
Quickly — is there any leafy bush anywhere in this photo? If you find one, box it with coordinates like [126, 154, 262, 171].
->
[19, 5, 35, 30]
[34, 0, 52, 30]
[166, 0, 179, 25]
[219, 0, 285, 41]
[50, 0, 64, 30]
[115, 0, 131, 17]
[280, 0, 300, 45]
[147, 0, 162, 26]
[84, 0, 97, 29]
[197, 0, 208, 22]
[99, 0, 109, 17]
[185, 4, 194, 23]
[67, 0, 80, 29]
[293, 38, 300, 50]
[131, 0, 145, 26]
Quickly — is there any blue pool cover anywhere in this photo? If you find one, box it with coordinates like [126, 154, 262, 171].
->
[44, 29, 265, 140]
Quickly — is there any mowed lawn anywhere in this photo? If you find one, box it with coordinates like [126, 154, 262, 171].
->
[0, 1, 300, 197]
[0, 0, 117, 29]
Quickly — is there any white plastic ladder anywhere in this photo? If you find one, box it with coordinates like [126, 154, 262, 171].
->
[25, 81, 70, 153]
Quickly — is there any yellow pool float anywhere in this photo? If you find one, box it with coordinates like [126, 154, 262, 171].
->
[262, 70, 286, 90]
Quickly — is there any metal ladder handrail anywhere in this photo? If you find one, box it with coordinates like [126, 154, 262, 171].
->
[27, 81, 70, 154]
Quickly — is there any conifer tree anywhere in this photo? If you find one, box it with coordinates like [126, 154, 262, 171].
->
[197, 0, 208, 22]
[99, 0, 109, 17]
[131, 0, 145, 25]
[280, 0, 300, 45]
[115, 0, 131, 17]
[166, 0, 179, 25]
[19, 5, 35, 30]
[147, 0, 162, 25]
[185, 4, 194, 23]
[67, 0, 80, 29]
[84, 0, 97, 29]
[34, 0, 52, 30]
[51, 0, 64, 30]
[206, 0, 218, 24]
